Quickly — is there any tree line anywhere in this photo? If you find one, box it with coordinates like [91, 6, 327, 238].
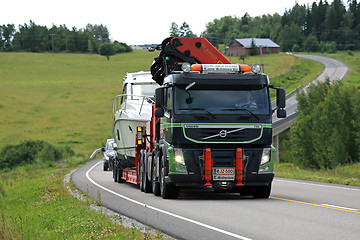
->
[0, 21, 132, 54]
[201, 0, 360, 52]
[285, 80, 360, 169]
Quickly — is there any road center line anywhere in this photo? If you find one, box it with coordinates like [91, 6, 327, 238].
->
[270, 196, 360, 214]
[321, 204, 359, 212]
[85, 161, 252, 240]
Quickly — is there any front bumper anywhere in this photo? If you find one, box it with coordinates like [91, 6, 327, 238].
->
[167, 172, 274, 188]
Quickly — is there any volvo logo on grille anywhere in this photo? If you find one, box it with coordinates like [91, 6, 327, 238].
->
[219, 130, 227, 138]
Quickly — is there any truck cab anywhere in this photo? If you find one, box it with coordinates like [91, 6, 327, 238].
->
[153, 63, 286, 198]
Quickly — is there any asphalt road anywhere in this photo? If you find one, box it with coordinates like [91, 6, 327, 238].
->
[71, 55, 357, 239]
[72, 160, 360, 240]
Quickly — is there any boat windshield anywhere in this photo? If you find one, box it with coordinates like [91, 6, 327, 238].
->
[174, 85, 270, 116]
[132, 83, 159, 96]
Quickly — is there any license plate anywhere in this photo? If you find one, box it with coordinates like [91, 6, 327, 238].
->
[212, 167, 235, 181]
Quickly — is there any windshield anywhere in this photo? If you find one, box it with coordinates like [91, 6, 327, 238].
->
[132, 83, 159, 96]
[174, 86, 270, 116]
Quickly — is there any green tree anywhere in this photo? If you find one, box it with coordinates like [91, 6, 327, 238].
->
[279, 23, 303, 51]
[250, 38, 258, 55]
[290, 80, 360, 169]
[179, 22, 196, 37]
[169, 22, 180, 37]
[0, 24, 15, 51]
[99, 43, 116, 60]
[303, 34, 319, 52]
[85, 24, 110, 43]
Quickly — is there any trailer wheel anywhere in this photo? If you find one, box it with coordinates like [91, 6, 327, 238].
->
[152, 158, 160, 196]
[113, 165, 118, 182]
[160, 164, 178, 199]
[143, 152, 152, 193]
[139, 152, 144, 192]
[252, 184, 271, 199]
[117, 167, 125, 183]
[103, 162, 109, 171]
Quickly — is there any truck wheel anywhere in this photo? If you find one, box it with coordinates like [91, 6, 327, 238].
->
[114, 166, 118, 182]
[139, 157, 144, 192]
[152, 160, 160, 196]
[252, 184, 271, 199]
[143, 152, 152, 193]
[160, 164, 178, 199]
[103, 162, 108, 171]
[117, 167, 125, 183]
[109, 159, 113, 171]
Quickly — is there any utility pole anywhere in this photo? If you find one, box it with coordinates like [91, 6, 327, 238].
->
[260, 45, 264, 73]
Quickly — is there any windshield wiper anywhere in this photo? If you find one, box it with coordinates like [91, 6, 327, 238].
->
[221, 108, 259, 119]
[178, 108, 216, 119]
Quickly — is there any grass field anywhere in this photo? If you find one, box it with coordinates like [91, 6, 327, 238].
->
[0, 51, 315, 155]
[0, 51, 158, 154]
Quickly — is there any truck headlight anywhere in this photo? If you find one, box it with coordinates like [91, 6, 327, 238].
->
[260, 148, 271, 165]
[174, 148, 185, 165]
[105, 156, 110, 160]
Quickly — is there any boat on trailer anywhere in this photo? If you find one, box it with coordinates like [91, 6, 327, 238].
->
[112, 71, 159, 162]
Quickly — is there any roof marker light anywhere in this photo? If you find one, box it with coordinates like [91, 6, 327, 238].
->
[190, 64, 251, 73]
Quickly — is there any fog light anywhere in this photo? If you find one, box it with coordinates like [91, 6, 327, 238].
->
[261, 148, 271, 165]
[174, 148, 185, 165]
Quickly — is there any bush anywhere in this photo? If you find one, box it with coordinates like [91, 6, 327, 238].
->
[289, 80, 360, 169]
[0, 140, 75, 169]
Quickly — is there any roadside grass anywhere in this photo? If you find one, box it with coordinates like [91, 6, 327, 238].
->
[0, 160, 166, 239]
[275, 162, 360, 186]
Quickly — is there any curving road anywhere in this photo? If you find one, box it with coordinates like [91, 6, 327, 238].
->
[273, 54, 349, 124]
[72, 55, 359, 239]
[72, 160, 360, 240]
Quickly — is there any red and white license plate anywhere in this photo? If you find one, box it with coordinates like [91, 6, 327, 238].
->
[212, 167, 235, 181]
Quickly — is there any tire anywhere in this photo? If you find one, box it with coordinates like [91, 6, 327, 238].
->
[139, 155, 144, 192]
[103, 162, 108, 171]
[160, 163, 178, 199]
[113, 166, 118, 182]
[117, 167, 125, 183]
[252, 184, 271, 199]
[143, 153, 152, 193]
[109, 159, 113, 171]
[152, 158, 160, 196]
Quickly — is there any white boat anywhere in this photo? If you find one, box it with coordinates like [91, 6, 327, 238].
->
[112, 71, 159, 161]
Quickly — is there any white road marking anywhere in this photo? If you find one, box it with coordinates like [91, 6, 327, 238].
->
[321, 204, 359, 212]
[86, 161, 252, 240]
[275, 179, 360, 191]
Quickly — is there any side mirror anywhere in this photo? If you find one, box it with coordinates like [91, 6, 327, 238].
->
[277, 108, 287, 118]
[155, 87, 165, 108]
[101, 147, 105, 152]
[155, 108, 164, 117]
[276, 88, 286, 109]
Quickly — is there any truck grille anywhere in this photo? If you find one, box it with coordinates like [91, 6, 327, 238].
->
[184, 127, 262, 143]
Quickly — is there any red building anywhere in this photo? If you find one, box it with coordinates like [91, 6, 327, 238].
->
[226, 38, 280, 56]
